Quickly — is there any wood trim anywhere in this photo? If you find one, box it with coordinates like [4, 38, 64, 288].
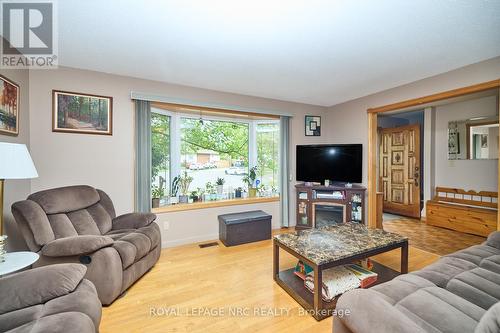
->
[151, 101, 280, 120]
[367, 79, 500, 114]
[152, 196, 279, 213]
[368, 112, 378, 228]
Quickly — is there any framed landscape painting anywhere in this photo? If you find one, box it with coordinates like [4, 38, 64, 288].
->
[52, 90, 113, 135]
[0, 75, 20, 136]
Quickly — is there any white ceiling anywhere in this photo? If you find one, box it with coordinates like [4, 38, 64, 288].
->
[58, 0, 500, 106]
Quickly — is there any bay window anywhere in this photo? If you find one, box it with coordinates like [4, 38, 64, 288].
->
[151, 106, 279, 207]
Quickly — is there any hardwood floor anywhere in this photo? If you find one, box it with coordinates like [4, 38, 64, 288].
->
[101, 231, 439, 333]
[383, 217, 486, 256]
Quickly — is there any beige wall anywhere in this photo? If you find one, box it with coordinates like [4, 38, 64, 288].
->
[0, 69, 31, 251]
[28, 67, 327, 247]
[325, 56, 500, 190]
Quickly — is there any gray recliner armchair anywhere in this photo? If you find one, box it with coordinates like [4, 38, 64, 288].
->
[0, 263, 101, 333]
[12, 185, 161, 305]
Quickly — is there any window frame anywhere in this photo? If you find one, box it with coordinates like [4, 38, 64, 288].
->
[150, 107, 280, 205]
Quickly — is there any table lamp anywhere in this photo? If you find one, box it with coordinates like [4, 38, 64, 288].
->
[0, 142, 38, 235]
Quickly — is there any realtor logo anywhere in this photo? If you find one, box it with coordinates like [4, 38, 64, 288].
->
[1, 0, 58, 68]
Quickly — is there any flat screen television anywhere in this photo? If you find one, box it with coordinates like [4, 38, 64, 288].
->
[296, 144, 362, 183]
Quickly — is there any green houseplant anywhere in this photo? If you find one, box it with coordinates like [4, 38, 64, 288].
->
[170, 176, 180, 204]
[215, 177, 225, 195]
[190, 190, 199, 203]
[205, 181, 216, 201]
[242, 166, 258, 197]
[151, 185, 165, 208]
[178, 171, 193, 204]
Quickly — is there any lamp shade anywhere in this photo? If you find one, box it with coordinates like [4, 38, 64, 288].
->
[0, 143, 38, 179]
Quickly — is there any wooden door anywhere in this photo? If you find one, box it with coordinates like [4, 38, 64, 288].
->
[379, 124, 421, 218]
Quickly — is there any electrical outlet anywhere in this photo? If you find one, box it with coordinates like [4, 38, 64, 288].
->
[163, 221, 169, 230]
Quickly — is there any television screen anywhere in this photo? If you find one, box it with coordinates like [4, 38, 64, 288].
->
[296, 144, 362, 183]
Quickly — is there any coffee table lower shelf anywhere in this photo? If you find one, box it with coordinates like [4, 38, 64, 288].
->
[276, 262, 400, 321]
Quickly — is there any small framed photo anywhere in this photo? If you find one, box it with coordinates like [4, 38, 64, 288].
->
[52, 90, 113, 135]
[0, 75, 20, 136]
[305, 115, 321, 136]
[481, 134, 488, 148]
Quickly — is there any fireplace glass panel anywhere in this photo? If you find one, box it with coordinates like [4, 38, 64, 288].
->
[314, 204, 345, 228]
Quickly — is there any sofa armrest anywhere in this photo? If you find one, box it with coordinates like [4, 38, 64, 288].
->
[486, 231, 500, 249]
[335, 289, 427, 333]
[0, 263, 87, 314]
[41, 235, 113, 257]
[112, 212, 156, 230]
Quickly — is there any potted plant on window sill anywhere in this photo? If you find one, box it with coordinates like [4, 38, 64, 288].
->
[169, 176, 180, 205]
[205, 181, 216, 201]
[243, 166, 258, 198]
[178, 171, 193, 204]
[152, 185, 165, 209]
[190, 190, 200, 203]
[216, 177, 225, 195]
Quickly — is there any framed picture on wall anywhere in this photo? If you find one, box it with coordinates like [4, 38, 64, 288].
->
[305, 115, 321, 136]
[0, 75, 20, 136]
[448, 127, 460, 154]
[52, 90, 113, 135]
[481, 134, 488, 148]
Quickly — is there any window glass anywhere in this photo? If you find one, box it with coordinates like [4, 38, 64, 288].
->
[151, 112, 170, 204]
[256, 122, 280, 194]
[180, 117, 249, 197]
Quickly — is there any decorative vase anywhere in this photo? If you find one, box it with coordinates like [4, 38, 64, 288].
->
[179, 195, 189, 204]
[152, 198, 160, 209]
[248, 188, 257, 198]
[217, 185, 224, 195]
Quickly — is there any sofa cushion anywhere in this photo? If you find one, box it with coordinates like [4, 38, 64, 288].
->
[446, 268, 500, 310]
[395, 286, 485, 333]
[480, 255, 500, 275]
[447, 245, 500, 266]
[0, 264, 87, 314]
[6, 312, 96, 333]
[475, 302, 500, 333]
[485, 231, 500, 250]
[412, 256, 478, 288]
[371, 274, 435, 305]
[109, 224, 160, 269]
[28, 185, 100, 215]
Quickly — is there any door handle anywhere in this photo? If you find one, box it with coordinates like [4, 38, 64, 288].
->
[413, 167, 420, 186]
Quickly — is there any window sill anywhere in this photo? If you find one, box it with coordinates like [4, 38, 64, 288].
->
[152, 196, 280, 214]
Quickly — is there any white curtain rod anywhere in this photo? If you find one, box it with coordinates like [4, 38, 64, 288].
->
[130, 91, 293, 117]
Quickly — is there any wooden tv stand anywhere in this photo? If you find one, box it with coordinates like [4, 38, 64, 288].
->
[295, 183, 366, 229]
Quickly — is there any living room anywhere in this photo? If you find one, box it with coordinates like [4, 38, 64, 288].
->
[1, 1, 500, 333]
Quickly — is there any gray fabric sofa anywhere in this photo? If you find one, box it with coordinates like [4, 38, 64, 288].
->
[0, 263, 101, 333]
[334, 231, 500, 333]
[12, 185, 161, 305]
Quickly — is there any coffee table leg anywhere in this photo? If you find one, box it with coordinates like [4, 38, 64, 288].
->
[401, 241, 409, 274]
[314, 265, 322, 317]
[273, 239, 279, 281]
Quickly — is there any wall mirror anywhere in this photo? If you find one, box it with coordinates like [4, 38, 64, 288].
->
[448, 116, 499, 160]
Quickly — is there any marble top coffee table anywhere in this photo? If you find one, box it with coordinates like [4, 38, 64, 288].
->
[273, 223, 408, 320]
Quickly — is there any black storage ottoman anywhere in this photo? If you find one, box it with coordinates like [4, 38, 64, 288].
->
[218, 210, 272, 246]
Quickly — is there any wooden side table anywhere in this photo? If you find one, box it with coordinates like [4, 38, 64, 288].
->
[0, 251, 39, 275]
